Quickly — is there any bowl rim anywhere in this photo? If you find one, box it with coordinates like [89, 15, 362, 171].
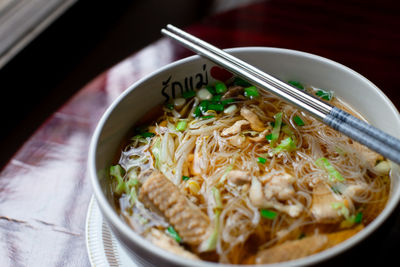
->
[88, 46, 400, 266]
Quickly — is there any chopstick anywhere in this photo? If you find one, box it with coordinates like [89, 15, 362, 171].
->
[161, 24, 400, 164]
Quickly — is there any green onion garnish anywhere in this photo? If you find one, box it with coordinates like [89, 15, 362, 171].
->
[331, 202, 350, 218]
[288, 80, 304, 90]
[201, 115, 215, 120]
[244, 86, 259, 98]
[316, 157, 345, 182]
[176, 120, 188, 132]
[355, 212, 363, 223]
[274, 137, 297, 152]
[110, 165, 126, 195]
[293, 115, 305, 126]
[182, 175, 190, 181]
[258, 157, 267, 164]
[220, 98, 235, 106]
[193, 106, 202, 117]
[165, 103, 174, 110]
[128, 187, 137, 206]
[281, 125, 296, 141]
[199, 100, 210, 113]
[140, 132, 155, 138]
[199, 187, 222, 252]
[182, 90, 196, 99]
[208, 103, 224, 112]
[269, 112, 283, 146]
[211, 94, 222, 102]
[266, 134, 273, 141]
[206, 85, 216, 95]
[234, 77, 252, 87]
[212, 187, 222, 210]
[260, 209, 277, 219]
[215, 81, 227, 94]
[315, 89, 333, 101]
[166, 226, 182, 243]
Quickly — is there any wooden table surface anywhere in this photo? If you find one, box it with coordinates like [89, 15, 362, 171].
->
[1, 0, 399, 266]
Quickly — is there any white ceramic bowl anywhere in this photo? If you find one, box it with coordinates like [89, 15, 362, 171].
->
[89, 47, 400, 266]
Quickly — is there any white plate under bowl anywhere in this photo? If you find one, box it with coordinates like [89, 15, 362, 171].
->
[86, 196, 138, 267]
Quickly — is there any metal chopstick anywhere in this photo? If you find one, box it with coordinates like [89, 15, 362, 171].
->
[163, 25, 400, 153]
[161, 25, 400, 164]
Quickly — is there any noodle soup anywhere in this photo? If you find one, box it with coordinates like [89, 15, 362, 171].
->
[108, 78, 391, 264]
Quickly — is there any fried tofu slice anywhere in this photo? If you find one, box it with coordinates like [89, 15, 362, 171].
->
[139, 172, 210, 247]
[255, 234, 328, 264]
[254, 225, 363, 264]
[240, 107, 265, 131]
[326, 224, 363, 247]
[146, 228, 199, 260]
[311, 182, 343, 223]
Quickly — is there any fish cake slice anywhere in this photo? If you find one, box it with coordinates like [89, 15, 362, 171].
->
[139, 172, 210, 247]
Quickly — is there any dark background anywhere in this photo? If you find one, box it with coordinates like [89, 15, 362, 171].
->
[0, 0, 214, 168]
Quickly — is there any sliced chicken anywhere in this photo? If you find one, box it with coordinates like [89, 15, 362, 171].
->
[221, 120, 249, 136]
[146, 228, 199, 260]
[351, 142, 383, 167]
[227, 135, 247, 148]
[227, 170, 250, 185]
[249, 177, 267, 207]
[311, 182, 343, 223]
[255, 225, 363, 264]
[139, 172, 210, 246]
[240, 107, 265, 131]
[344, 183, 368, 200]
[264, 172, 296, 201]
[222, 85, 244, 98]
[248, 129, 270, 142]
[249, 177, 303, 218]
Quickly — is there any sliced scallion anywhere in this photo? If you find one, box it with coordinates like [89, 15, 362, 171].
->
[331, 202, 350, 218]
[193, 106, 202, 117]
[182, 90, 196, 99]
[110, 165, 126, 195]
[165, 103, 174, 110]
[316, 157, 345, 182]
[215, 81, 227, 94]
[274, 137, 297, 152]
[182, 175, 190, 181]
[176, 120, 188, 132]
[258, 157, 267, 164]
[199, 100, 210, 113]
[293, 115, 305, 126]
[206, 85, 216, 95]
[316, 89, 333, 101]
[268, 112, 283, 146]
[200, 187, 222, 251]
[208, 103, 224, 112]
[260, 209, 277, 220]
[355, 212, 363, 223]
[221, 98, 235, 106]
[211, 94, 222, 102]
[288, 80, 304, 90]
[140, 132, 155, 138]
[244, 86, 259, 98]
[166, 226, 182, 243]
[201, 115, 215, 120]
[233, 77, 251, 87]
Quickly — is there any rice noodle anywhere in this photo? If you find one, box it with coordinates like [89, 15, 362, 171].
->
[113, 83, 391, 264]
